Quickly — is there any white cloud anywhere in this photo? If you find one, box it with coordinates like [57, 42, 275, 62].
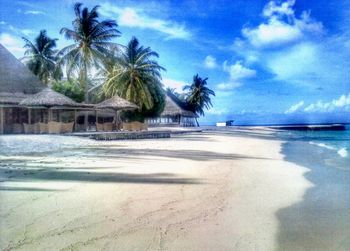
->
[304, 94, 350, 113]
[285, 101, 304, 114]
[0, 33, 25, 55]
[20, 29, 34, 36]
[206, 107, 228, 115]
[162, 78, 187, 92]
[216, 82, 242, 91]
[100, 3, 191, 40]
[204, 55, 217, 69]
[266, 42, 318, 81]
[242, 0, 323, 48]
[263, 0, 295, 17]
[223, 60, 256, 80]
[228, 0, 349, 104]
[216, 61, 256, 91]
[242, 18, 302, 48]
[0, 21, 34, 36]
[24, 10, 45, 15]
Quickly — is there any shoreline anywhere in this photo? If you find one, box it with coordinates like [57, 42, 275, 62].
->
[0, 129, 349, 250]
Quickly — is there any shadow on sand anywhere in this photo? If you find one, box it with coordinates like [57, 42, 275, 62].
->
[71, 148, 273, 162]
[0, 186, 65, 192]
[275, 141, 350, 251]
[0, 168, 202, 186]
[0, 148, 269, 189]
[0, 135, 276, 193]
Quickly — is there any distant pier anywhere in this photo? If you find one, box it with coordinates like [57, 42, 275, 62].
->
[268, 124, 346, 131]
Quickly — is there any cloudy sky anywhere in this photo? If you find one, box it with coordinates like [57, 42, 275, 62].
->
[0, 0, 349, 125]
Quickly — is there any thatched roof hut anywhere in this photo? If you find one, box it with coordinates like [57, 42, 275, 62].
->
[161, 95, 198, 118]
[0, 44, 44, 96]
[0, 92, 31, 106]
[19, 88, 79, 108]
[95, 95, 139, 111]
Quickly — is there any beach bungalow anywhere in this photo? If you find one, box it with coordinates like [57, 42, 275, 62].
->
[0, 43, 144, 134]
[146, 93, 198, 127]
[0, 44, 88, 134]
[0, 44, 45, 134]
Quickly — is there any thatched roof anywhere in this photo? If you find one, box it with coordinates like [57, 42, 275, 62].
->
[95, 95, 139, 111]
[0, 92, 31, 105]
[161, 95, 198, 118]
[19, 88, 79, 107]
[0, 44, 44, 94]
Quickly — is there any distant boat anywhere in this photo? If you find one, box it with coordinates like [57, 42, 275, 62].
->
[216, 120, 235, 127]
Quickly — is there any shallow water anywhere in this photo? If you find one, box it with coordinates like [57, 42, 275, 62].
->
[276, 129, 350, 251]
[276, 128, 350, 171]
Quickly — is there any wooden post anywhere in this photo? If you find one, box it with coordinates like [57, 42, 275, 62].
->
[74, 109, 77, 131]
[0, 107, 4, 134]
[48, 109, 52, 122]
[115, 110, 119, 131]
[28, 108, 31, 124]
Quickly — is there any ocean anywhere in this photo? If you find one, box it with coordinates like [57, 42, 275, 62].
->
[204, 124, 350, 171]
[277, 126, 350, 171]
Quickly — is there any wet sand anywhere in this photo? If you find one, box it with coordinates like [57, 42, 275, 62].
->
[0, 129, 349, 250]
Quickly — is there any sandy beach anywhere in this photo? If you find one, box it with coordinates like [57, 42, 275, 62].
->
[0, 129, 349, 251]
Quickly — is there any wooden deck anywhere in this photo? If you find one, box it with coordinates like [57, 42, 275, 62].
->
[66, 130, 170, 140]
[66, 128, 202, 140]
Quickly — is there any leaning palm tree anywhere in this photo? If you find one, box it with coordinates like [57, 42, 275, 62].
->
[22, 30, 60, 84]
[58, 2, 120, 127]
[183, 74, 215, 126]
[102, 37, 165, 113]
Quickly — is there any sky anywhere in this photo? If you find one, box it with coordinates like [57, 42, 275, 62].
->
[0, 0, 349, 125]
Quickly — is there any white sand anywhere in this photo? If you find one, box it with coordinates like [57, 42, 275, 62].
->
[0, 130, 348, 250]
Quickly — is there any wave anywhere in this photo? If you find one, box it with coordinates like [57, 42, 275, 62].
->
[337, 148, 348, 158]
[309, 141, 348, 158]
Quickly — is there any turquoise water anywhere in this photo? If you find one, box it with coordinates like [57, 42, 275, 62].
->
[277, 127, 350, 171]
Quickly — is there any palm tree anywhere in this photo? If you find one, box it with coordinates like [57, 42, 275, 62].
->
[183, 74, 215, 126]
[102, 37, 165, 113]
[58, 2, 120, 127]
[22, 30, 60, 84]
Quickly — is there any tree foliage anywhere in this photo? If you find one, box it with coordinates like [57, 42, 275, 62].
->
[22, 30, 61, 84]
[19, 3, 217, 125]
[58, 2, 120, 102]
[183, 74, 215, 116]
[102, 37, 166, 120]
[52, 80, 84, 103]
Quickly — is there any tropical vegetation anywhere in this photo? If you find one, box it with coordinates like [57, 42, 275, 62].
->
[20, 2, 215, 124]
[184, 74, 215, 125]
[22, 30, 61, 84]
[52, 80, 84, 103]
[58, 2, 120, 103]
[102, 37, 165, 121]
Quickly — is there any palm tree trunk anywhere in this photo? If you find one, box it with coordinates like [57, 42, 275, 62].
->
[195, 118, 199, 127]
[83, 64, 89, 131]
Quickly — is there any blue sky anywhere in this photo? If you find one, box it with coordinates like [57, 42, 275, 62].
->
[0, 0, 349, 125]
